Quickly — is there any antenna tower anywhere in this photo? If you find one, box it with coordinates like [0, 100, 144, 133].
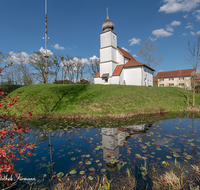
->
[44, 0, 49, 83]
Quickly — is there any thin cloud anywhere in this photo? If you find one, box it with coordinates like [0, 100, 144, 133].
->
[128, 38, 141, 46]
[132, 54, 138, 58]
[193, 10, 200, 21]
[166, 25, 174, 32]
[197, 31, 200, 35]
[152, 28, 173, 38]
[170, 20, 181, 26]
[148, 36, 157, 41]
[191, 31, 195, 35]
[121, 47, 131, 52]
[183, 14, 189, 18]
[185, 22, 193, 29]
[51, 44, 65, 50]
[182, 33, 188, 36]
[159, 0, 200, 13]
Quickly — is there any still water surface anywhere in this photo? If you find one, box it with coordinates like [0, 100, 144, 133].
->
[14, 116, 200, 183]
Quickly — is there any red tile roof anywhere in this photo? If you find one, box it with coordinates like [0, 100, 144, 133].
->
[117, 46, 137, 61]
[94, 46, 154, 78]
[124, 59, 144, 68]
[118, 46, 154, 71]
[94, 70, 100, 78]
[157, 69, 195, 78]
[112, 65, 124, 76]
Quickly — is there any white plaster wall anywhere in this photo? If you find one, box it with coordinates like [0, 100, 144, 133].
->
[94, 77, 111, 84]
[112, 62, 117, 75]
[142, 67, 154, 86]
[94, 78, 102, 84]
[119, 69, 124, 84]
[100, 48, 111, 63]
[111, 76, 120, 84]
[111, 47, 117, 62]
[100, 31, 117, 48]
[100, 32, 111, 48]
[124, 67, 142, 85]
[117, 51, 124, 65]
[100, 62, 113, 77]
[100, 47, 117, 63]
[111, 32, 117, 48]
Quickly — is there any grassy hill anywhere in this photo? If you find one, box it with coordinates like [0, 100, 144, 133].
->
[6, 84, 200, 119]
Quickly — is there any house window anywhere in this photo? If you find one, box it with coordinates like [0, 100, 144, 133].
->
[169, 78, 174, 81]
[160, 84, 164, 87]
[179, 83, 184, 86]
[169, 83, 174, 87]
[104, 78, 108, 82]
[160, 78, 164, 81]
[179, 77, 184, 80]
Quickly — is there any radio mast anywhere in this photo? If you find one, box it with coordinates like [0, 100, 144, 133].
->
[44, 0, 49, 83]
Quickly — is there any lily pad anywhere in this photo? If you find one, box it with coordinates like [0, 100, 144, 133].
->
[85, 161, 92, 165]
[101, 168, 106, 172]
[69, 169, 77, 174]
[57, 172, 64, 178]
[79, 171, 85, 175]
[89, 167, 95, 171]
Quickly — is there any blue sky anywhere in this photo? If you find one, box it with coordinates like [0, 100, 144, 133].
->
[1, 0, 200, 75]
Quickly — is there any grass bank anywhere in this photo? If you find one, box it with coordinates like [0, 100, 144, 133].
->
[7, 84, 200, 119]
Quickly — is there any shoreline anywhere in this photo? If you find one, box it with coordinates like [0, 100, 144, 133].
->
[26, 107, 200, 124]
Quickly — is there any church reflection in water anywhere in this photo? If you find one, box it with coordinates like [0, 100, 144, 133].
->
[101, 123, 152, 176]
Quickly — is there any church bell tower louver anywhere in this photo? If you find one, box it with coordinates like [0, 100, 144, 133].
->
[100, 8, 117, 82]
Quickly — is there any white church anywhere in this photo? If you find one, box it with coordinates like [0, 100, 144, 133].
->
[94, 9, 154, 86]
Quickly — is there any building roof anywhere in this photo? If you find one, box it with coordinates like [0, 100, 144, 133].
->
[102, 8, 114, 32]
[117, 46, 155, 71]
[94, 46, 154, 78]
[117, 46, 136, 60]
[157, 69, 195, 78]
[112, 65, 123, 76]
[94, 70, 100, 78]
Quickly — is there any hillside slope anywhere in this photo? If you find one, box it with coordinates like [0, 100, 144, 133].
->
[7, 84, 200, 118]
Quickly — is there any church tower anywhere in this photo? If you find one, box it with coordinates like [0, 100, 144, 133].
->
[100, 8, 117, 82]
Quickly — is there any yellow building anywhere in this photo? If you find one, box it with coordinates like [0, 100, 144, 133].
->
[156, 69, 195, 89]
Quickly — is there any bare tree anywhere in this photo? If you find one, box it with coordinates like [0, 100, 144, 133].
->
[14, 52, 33, 85]
[61, 55, 74, 82]
[186, 36, 200, 106]
[137, 40, 163, 68]
[73, 56, 86, 83]
[51, 53, 64, 82]
[88, 56, 100, 78]
[28, 51, 54, 84]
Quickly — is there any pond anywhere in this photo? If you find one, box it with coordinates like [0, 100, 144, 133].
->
[1, 113, 200, 189]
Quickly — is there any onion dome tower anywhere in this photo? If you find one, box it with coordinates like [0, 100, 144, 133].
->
[100, 8, 118, 83]
[102, 8, 115, 32]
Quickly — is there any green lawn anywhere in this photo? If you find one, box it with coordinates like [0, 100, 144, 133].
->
[6, 84, 200, 118]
